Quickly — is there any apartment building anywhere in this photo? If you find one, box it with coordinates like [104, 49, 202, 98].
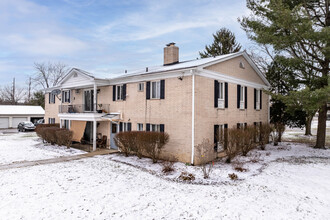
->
[45, 43, 270, 164]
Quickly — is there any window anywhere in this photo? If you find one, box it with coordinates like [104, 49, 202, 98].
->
[137, 123, 143, 131]
[49, 93, 55, 104]
[138, 83, 144, 92]
[256, 89, 260, 110]
[218, 82, 225, 108]
[237, 123, 246, 129]
[151, 124, 160, 132]
[63, 120, 70, 129]
[120, 122, 131, 132]
[116, 85, 124, 100]
[62, 90, 70, 103]
[48, 118, 55, 124]
[215, 124, 228, 152]
[151, 81, 161, 99]
[240, 86, 245, 109]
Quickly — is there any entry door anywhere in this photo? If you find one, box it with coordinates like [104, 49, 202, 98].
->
[84, 90, 94, 112]
[110, 123, 118, 149]
[83, 121, 93, 143]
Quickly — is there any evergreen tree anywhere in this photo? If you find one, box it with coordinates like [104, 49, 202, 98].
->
[199, 28, 242, 58]
[240, 0, 330, 148]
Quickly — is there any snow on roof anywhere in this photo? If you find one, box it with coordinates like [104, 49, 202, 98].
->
[109, 52, 240, 79]
[0, 105, 45, 115]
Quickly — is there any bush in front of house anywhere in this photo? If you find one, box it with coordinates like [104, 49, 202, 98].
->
[55, 128, 73, 148]
[114, 131, 170, 162]
[35, 123, 60, 142]
[240, 125, 257, 156]
[259, 123, 273, 150]
[195, 139, 214, 179]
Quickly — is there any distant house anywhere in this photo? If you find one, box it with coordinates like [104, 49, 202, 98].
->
[0, 105, 45, 129]
[44, 43, 270, 165]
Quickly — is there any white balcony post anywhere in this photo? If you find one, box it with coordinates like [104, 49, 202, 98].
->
[93, 119, 97, 151]
[60, 119, 62, 128]
[93, 83, 97, 113]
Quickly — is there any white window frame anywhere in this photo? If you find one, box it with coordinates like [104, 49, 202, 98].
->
[62, 90, 70, 103]
[240, 86, 245, 109]
[151, 124, 160, 132]
[137, 123, 143, 131]
[256, 89, 260, 110]
[116, 85, 124, 101]
[50, 93, 56, 104]
[217, 124, 225, 152]
[151, 81, 161, 99]
[138, 83, 144, 92]
[48, 118, 55, 124]
[218, 81, 225, 109]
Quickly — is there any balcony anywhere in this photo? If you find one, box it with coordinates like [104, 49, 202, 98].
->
[59, 104, 110, 114]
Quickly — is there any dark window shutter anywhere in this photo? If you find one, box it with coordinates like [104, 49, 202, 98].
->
[127, 122, 131, 131]
[260, 90, 262, 109]
[119, 122, 123, 132]
[123, 84, 127, 100]
[146, 123, 150, 131]
[68, 90, 71, 103]
[237, 123, 240, 129]
[160, 124, 164, 132]
[61, 91, 64, 103]
[237, 85, 241, 108]
[244, 123, 247, 128]
[146, 81, 150, 100]
[245, 87, 247, 109]
[254, 89, 257, 109]
[224, 124, 228, 150]
[214, 125, 219, 151]
[160, 80, 165, 99]
[112, 85, 116, 101]
[214, 80, 219, 108]
[225, 82, 228, 108]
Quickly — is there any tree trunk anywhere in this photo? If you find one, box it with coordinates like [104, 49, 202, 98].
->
[305, 116, 313, 136]
[315, 103, 327, 149]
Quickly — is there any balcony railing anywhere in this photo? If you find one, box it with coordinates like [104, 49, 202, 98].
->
[59, 104, 110, 114]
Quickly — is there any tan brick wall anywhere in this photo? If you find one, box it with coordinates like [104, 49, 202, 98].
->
[193, 75, 269, 164]
[44, 93, 61, 124]
[205, 55, 265, 85]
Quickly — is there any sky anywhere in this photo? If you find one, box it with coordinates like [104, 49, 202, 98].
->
[0, 0, 253, 88]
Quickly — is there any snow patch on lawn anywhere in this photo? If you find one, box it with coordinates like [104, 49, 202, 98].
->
[0, 132, 85, 165]
[105, 142, 330, 184]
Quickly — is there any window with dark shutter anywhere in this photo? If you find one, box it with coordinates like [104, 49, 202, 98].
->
[123, 84, 127, 101]
[49, 93, 51, 104]
[160, 80, 165, 99]
[224, 124, 228, 149]
[260, 91, 262, 109]
[127, 122, 131, 131]
[237, 85, 241, 109]
[237, 123, 240, 129]
[225, 82, 228, 108]
[160, 124, 164, 132]
[214, 125, 219, 151]
[245, 87, 247, 109]
[146, 123, 150, 131]
[119, 122, 123, 132]
[214, 80, 219, 108]
[112, 85, 116, 101]
[254, 89, 257, 109]
[146, 82, 150, 99]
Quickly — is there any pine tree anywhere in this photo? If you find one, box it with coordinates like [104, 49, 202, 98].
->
[199, 28, 242, 58]
[240, 0, 330, 148]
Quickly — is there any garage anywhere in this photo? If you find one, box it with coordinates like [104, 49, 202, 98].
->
[12, 117, 28, 128]
[0, 118, 9, 129]
[0, 105, 44, 129]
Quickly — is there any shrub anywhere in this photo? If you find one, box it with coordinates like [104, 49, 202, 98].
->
[225, 128, 240, 163]
[241, 125, 257, 156]
[228, 173, 238, 180]
[272, 122, 286, 146]
[179, 172, 195, 181]
[259, 123, 273, 150]
[161, 156, 177, 174]
[35, 123, 59, 141]
[139, 132, 169, 163]
[195, 139, 214, 179]
[55, 129, 73, 148]
[43, 127, 59, 145]
[233, 162, 248, 172]
[114, 131, 139, 157]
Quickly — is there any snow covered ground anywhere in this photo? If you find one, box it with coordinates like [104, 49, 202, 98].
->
[0, 132, 330, 219]
[0, 132, 85, 165]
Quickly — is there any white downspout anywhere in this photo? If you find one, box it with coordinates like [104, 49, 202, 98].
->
[191, 70, 195, 165]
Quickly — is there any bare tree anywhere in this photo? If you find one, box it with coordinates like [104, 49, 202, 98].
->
[33, 62, 68, 89]
[0, 78, 26, 104]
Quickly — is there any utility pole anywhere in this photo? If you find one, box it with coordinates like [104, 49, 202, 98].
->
[12, 77, 15, 104]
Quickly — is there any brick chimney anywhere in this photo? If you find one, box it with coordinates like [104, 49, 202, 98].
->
[164, 42, 179, 65]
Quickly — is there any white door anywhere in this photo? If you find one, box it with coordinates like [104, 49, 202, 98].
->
[110, 123, 118, 149]
[12, 117, 28, 128]
[0, 118, 9, 129]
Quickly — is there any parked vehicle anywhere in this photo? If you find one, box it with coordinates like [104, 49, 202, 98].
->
[18, 121, 36, 132]
[34, 119, 44, 126]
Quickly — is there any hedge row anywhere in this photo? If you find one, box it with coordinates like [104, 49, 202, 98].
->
[114, 131, 169, 163]
[36, 124, 73, 148]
